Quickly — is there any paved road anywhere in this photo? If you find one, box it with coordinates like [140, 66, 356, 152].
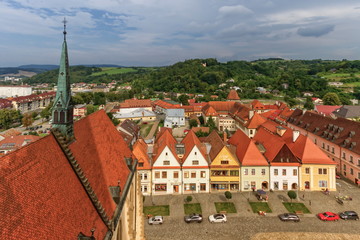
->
[145, 215, 360, 240]
[144, 179, 360, 240]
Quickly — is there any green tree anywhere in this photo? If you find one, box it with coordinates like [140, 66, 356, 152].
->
[189, 119, 198, 128]
[206, 116, 217, 132]
[0, 109, 22, 129]
[86, 104, 97, 116]
[93, 92, 106, 105]
[40, 104, 52, 121]
[186, 196, 193, 203]
[178, 94, 190, 105]
[323, 92, 341, 105]
[31, 112, 38, 120]
[198, 116, 204, 125]
[225, 191, 232, 201]
[304, 97, 314, 110]
[287, 190, 297, 203]
[284, 95, 298, 107]
[72, 94, 84, 105]
[22, 113, 34, 127]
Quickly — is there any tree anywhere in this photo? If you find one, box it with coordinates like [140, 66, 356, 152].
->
[284, 95, 298, 108]
[186, 196, 192, 203]
[198, 116, 205, 125]
[22, 113, 34, 127]
[86, 104, 97, 116]
[72, 94, 84, 105]
[304, 97, 314, 110]
[40, 104, 52, 121]
[31, 112, 38, 120]
[189, 119, 198, 128]
[225, 191, 232, 201]
[178, 94, 190, 105]
[323, 92, 341, 105]
[206, 116, 217, 132]
[0, 109, 22, 129]
[288, 190, 297, 203]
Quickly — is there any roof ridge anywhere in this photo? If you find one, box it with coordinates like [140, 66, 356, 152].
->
[51, 129, 112, 229]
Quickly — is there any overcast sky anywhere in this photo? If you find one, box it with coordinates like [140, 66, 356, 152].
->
[2, 0, 360, 67]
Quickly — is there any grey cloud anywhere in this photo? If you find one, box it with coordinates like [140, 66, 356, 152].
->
[219, 5, 253, 16]
[297, 24, 335, 37]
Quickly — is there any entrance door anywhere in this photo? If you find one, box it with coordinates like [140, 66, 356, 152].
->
[173, 185, 179, 193]
[305, 181, 310, 189]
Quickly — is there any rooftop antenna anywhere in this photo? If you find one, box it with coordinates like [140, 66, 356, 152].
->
[62, 17, 67, 40]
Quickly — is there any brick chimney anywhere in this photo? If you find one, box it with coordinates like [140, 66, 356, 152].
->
[223, 131, 227, 143]
[293, 130, 300, 142]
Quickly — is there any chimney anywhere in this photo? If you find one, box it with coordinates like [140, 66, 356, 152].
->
[293, 130, 300, 142]
[249, 110, 254, 119]
[223, 131, 227, 143]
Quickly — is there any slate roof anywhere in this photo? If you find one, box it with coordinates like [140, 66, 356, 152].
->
[333, 105, 360, 118]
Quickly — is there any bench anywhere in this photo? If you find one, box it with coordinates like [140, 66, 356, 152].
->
[295, 211, 303, 215]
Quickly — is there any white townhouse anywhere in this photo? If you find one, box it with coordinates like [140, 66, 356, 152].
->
[181, 130, 210, 193]
[164, 108, 185, 128]
[152, 128, 182, 194]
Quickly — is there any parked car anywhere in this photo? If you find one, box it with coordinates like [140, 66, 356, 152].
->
[278, 213, 300, 222]
[317, 212, 340, 221]
[208, 213, 227, 223]
[339, 211, 359, 220]
[148, 216, 163, 225]
[184, 213, 203, 223]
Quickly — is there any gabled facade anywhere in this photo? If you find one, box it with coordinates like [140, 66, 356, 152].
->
[133, 138, 152, 195]
[152, 128, 182, 194]
[228, 130, 269, 191]
[181, 130, 209, 193]
[204, 131, 240, 191]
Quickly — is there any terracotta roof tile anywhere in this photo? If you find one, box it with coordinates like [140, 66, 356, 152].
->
[133, 139, 151, 170]
[246, 112, 266, 129]
[227, 90, 240, 100]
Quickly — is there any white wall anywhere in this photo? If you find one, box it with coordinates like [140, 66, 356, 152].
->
[0, 86, 32, 97]
[269, 166, 299, 190]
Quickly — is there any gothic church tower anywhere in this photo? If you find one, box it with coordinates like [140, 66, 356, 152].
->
[51, 19, 74, 139]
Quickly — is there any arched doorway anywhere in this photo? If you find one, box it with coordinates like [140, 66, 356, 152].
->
[291, 183, 297, 190]
[305, 181, 310, 190]
[261, 181, 268, 189]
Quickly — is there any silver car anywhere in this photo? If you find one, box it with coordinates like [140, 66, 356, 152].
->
[148, 216, 163, 225]
[278, 213, 300, 222]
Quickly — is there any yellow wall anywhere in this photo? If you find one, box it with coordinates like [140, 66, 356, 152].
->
[299, 164, 336, 191]
[210, 147, 240, 183]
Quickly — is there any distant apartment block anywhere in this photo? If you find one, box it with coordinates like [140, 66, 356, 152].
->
[0, 85, 32, 98]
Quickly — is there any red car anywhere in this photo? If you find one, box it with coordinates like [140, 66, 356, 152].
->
[318, 212, 340, 221]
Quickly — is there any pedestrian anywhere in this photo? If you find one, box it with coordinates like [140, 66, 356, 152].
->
[302, 194, 305, 199]
[309, 200, 311, 206]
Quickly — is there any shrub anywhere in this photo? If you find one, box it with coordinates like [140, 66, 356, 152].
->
[288, 190, 297, 202]
[186, 196, 193, 203]
[225, 191, 232, 200]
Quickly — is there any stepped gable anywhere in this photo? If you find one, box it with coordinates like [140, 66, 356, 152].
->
[203, 130, 225, 161]
[133, 138, 151, 170]
[287, 134, 335, 165]
[246, 112, 266, 129]
[227, 89, 240, 100]
[152, 128, 179, 163]
[0, 135, 107, 239]
[69, 110, 132, 218]
[228, 130, 268, 166]
[288, 110, 360, 155]
[181, 130, 207, 161]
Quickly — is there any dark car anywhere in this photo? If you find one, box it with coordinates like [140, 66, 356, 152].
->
[278, 213, 300, 222]
[339, 211, 359, 220]
[184, 213, 203, 223]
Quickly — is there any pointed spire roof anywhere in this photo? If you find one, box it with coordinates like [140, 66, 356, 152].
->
[51, 18, 74, 139]
[227, 89, 240, 100]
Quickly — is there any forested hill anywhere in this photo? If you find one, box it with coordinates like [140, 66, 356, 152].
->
[131, 58, 360, 100]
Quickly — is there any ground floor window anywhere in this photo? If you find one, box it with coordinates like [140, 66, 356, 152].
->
[274, 181, 279, 190]
[251, 181, 256, 190]
[155, 184, 167, 192]
[200, 183, 206, 191]
[319, 180, 328, 188]
[305, 181, 310, 189]
[283, 181, 288, 190]
[211, 184, 228, 190]
[184, 183, 196, 191]
[142, 185, 148, 192]
[244, 181, 249, 190]
[230, 184, 239, 190]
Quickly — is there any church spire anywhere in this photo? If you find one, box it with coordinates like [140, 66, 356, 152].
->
[51, 18, 74, 140]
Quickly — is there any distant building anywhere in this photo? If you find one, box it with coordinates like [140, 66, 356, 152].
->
[0, 85, 32, 98]
[73, 104, 87, 118]
[332, 105, 360, 120]
[10, 92, 56, 113]
[226, 89, 241, 102]
[164, 108, 185, 128]
[0, 135, 41, 155]
[113, 108, 156, 123]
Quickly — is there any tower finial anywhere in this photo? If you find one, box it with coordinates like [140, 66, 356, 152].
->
[62, 17, 67, 40]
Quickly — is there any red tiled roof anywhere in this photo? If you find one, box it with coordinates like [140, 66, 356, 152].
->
[133, 139, 151, 170]
[181, 130, 207, 162]
[315, 105, 341, 116]
[153, 100, 181, 109]
[0, 135, 41, 151]
[119, 99, 152, 108]
[192, 127, 210, 133]
[227, 90, 240, 100]
[69, 110, 132, 218]
[246, 112, 266, 129]
[0, 135, 108, 239]
[153, 128, 180, 164]
[251, 100, 265, 109]
[0, 98, 12, 108]
[203, 131, 225, 161]
[0, 128, 22, 138]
